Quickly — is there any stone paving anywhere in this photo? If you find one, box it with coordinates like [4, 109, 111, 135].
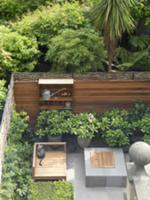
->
[67, 153, 126, 200]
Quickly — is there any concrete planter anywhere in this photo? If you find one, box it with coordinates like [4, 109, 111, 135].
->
[47, 135, 62, 142]
[77, 137, 91, 148]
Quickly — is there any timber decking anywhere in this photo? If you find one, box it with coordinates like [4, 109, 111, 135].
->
[32, 142, 67, 180]
[90, 151, 115, 168]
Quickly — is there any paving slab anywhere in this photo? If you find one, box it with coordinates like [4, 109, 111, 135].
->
[67, 153, 126, 200]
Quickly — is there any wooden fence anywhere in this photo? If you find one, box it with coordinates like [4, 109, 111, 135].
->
[0, 75, 14, 183]
[14, 73, 150, 123]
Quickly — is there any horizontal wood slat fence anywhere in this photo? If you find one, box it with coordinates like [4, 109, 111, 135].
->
[14, 72, 150, 123]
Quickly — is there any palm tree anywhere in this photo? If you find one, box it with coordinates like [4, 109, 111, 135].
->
[91, 0, 136, 71]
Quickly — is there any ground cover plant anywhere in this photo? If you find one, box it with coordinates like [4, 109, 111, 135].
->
[29, 181, 73, 200]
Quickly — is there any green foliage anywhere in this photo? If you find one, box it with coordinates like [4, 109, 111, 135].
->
[46, 28, 106, 73]
[0, 80, 7, 120]
[0, 26, 40, 78]
[35, 110, 73, 138]
[129, 35, 150, 51]
[114, 46, 150, 71]
[139, 112, 150, 142]
[14, 3, 89, 47]
[29, 181, 73, 200]
[51, 181, 73, 200]
[99, 109, 131, 147]
[91, 0, 136, 70]
[68, 112, 99, 139]
[140, 113, 150, 135]
[91, 0, 136, 40]
[8, 111, 30, 143]
[0, 111, 32, 200]
[143, 134, 150, 143]
[132, 0, 150, 25]
[0, 0, 57, 22]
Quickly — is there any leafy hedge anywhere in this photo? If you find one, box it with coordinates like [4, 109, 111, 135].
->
[35, 102, 150, 147]
[0, 111, 32, 200]
[0, 80, 7, 121]
[99, 109, 131, 147]
[0, 0, 57, 22]
[0, 26, 40, 78]
[35, 110, 73, 137]
[29, 181, 73, 200]
[13, 2, 90, 47]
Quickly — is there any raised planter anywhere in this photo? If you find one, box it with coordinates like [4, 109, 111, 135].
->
[77, 137, 91, 148]
[47, 135, 62, 142]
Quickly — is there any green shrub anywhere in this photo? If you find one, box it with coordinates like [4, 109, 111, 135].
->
[0, 80, 7, 120]
[99, 109, 131, 147]
[46, 28, 106, 73]
[132, 0, 150, 25]
[0, 0, 57, 22]
[114, 35, 150, 71]
[0, 111, 32, 200]
[0, 26, 40, 78]
[129, 101, 150, 133]
[68, 112, 99, 139]
[35, 110, 73, 138]
[29, 181, 73, 200]
[14, 3, 90, 47]
[143, 134, 150, 143]
[114, 47, 150, 71]
[140, 113, 150, 135]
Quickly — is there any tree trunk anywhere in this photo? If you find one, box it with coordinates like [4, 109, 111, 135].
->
[107, 39, 117, 72]
[104, 26, 117, 72]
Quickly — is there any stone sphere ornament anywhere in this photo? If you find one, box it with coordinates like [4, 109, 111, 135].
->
[129, 141, 150, 167]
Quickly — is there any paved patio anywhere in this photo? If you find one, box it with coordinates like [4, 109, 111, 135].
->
[67, 153, 126, 200]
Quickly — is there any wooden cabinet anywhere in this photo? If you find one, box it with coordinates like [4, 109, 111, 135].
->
[38, 79, 74, 110]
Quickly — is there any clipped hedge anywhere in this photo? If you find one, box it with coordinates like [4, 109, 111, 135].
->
[13, 2, 90, 47]
[29, 181, 73, 200]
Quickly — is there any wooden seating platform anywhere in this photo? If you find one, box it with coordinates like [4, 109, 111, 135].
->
[32, 142, 67, 180]
[90, 151, 115, 168]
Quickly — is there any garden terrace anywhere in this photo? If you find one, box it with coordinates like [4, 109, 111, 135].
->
[14, 72, 150, 125]
[0, 72, 150, 200]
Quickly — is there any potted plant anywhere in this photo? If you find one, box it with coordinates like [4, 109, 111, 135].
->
[99, 109, 131, 149]
[69, 112, 99, 148]
[35, 110, 73, 142]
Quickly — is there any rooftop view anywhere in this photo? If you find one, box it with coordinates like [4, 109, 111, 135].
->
[0, 0, 149, 200]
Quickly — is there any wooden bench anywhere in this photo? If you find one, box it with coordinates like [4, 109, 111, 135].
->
[32, 142, 67, 180]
